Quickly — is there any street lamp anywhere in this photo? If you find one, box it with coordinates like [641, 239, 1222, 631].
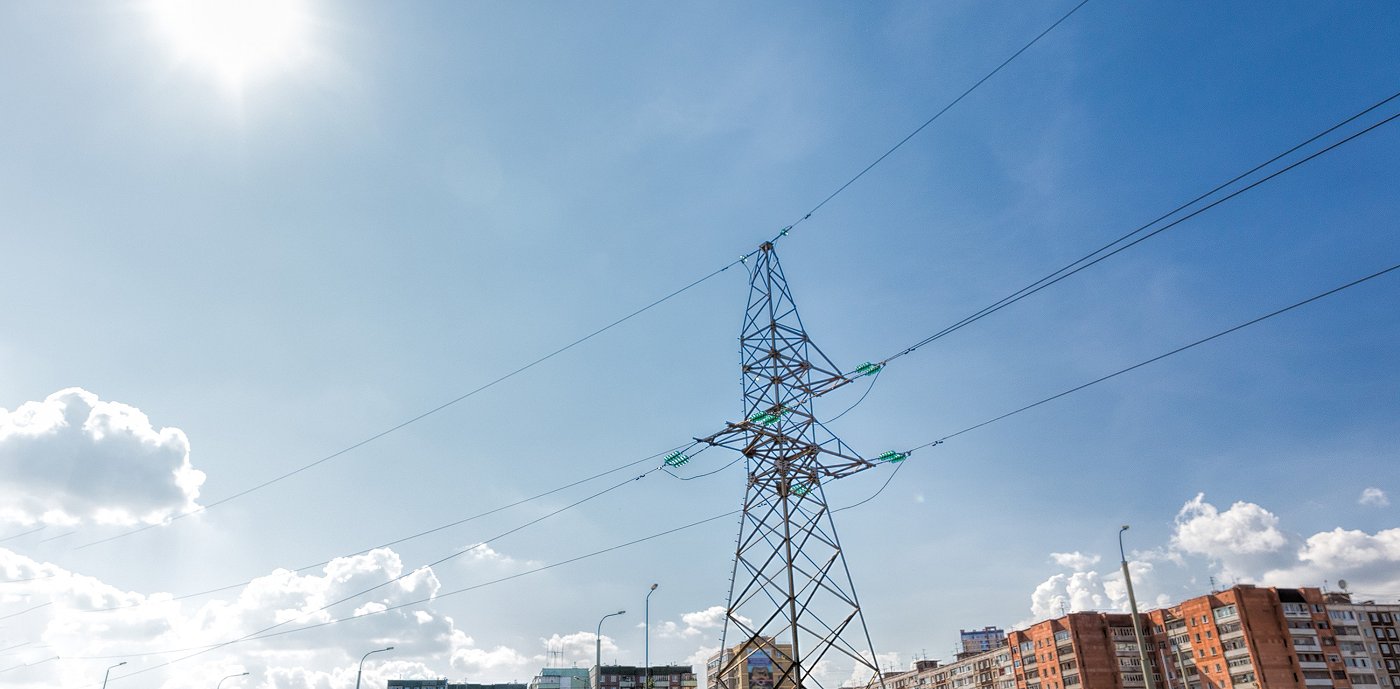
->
[101, 661, 127, 689]
[596, 610, 626, 689]
[1120, 525, 1156, 689]
[645, 584, 659, 689]
[355, 646, 394, 689]
[217, 671, 250, 689]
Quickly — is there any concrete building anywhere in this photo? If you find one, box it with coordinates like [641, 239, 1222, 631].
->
[388, 680, 527, 689]
[964, 628, 1010, 655]
[531, 669, 592, 689]
[1322, 591, 1400, 688]
[592, 665, 697, 689]
[859, 650, 1014, 689]
[706, 638, 795, 689]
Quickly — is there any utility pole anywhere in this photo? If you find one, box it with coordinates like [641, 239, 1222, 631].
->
[698, 242, 889, 689]
[1119, 526, 1156, 689]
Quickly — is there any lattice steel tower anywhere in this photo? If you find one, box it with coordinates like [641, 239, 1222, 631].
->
[699, 242, 886, 689]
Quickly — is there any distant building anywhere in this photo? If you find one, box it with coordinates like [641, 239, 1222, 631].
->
[388, 679, 527, 689]
[706, 638, 795, 689]
[858, 647, 1014, 689]
[531, 668, 592, 689]
[962, 627, 1009, 655]
[591, 665, 697, 689]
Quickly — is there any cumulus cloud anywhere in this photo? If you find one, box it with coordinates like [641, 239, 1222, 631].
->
[1023, 494, 1400, 629]
[1169, 493, 1294, 582]
[1359, 487, 1390, 508]
[0, 545, 517, 689]
[0, 388, 205, 525]
[1049, 551, 1100, 571]
[1259, 527, 1400, 592]
[1028, 571, 1111, 620]
[539, 630, 617, 667]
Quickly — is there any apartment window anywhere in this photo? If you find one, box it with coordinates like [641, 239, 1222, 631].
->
[1206, 632, 1213, 639]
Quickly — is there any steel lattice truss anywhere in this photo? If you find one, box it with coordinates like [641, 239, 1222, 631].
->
[698, 242, 883, 689]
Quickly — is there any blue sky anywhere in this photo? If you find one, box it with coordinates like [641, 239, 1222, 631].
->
[1, 2, 1398, 688]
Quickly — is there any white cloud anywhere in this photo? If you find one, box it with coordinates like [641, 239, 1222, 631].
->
[1259, 527, 1400, 592]
[680, 605, 727, 630]
[0, 545, 518, 689]
[539, 630, 615, 667]
[1027, 571, 1111, 621]
[1359, 487, 1390, 508]
[1049, 551, 1100, 571]
[0, 388, 205, 525]
[1022, 494, 1400, 632]
[1172, 493, 1288, 556]
[1169, 493, 1294, 583]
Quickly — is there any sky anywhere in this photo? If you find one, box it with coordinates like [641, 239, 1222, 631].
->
[1, 1, 1399, 688]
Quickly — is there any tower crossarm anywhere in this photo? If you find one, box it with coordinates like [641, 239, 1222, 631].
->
[695, 422, 875, 481]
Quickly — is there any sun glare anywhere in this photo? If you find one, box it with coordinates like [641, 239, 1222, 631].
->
[148, 0, 312, 90]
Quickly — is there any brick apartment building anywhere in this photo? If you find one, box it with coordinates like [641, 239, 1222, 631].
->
[863, 585, 1400, 689]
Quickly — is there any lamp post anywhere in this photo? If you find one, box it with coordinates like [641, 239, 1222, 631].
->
[217, 671, 250, 689]
[645, 584, 659, 689]
[1120, 525, 1156, 689]
[355, 646, 394, 689]
[596, 610, 626, 689]
[101, 661, 126, 689]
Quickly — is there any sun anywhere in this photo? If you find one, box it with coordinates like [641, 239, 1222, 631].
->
[147, 0, 313, 90]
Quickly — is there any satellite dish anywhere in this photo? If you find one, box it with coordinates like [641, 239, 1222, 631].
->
[1338, 579, 1350, 592]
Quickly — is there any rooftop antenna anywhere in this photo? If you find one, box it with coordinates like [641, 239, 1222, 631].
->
[1209, 576, 1216, 591]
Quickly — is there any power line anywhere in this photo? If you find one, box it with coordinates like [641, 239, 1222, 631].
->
[0, 602, 51, 622]
[881, 90, 1400, 365]
[81, 445, 683, 614]
[77, 511, 740, 680]
[65, 1, 1089, 552]
[121, 465, 664, 673]
[71, 264, 743, 551]
[837, 261, 1400, 509]
[0, 526, 46, 544]
[908, 261, 1400, 450]
[785, 0, 1093, 237]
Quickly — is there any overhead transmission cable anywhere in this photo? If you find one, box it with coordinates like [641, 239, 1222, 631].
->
[82, 445, 684, 613]
[880, 89, 1400, 366]
[73, 261, 740, 551]
[823, 90, 1400, 510]
[80, 510, 742, 683]
[835, 261, 1400, 511]
[0, 526, 46, 545]
[70, 1, 1087, 551]
[117, 464, 669, 673]
[773, 0, 1093, 242]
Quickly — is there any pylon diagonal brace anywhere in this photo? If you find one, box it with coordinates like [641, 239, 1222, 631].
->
[714, 242, 887, 689]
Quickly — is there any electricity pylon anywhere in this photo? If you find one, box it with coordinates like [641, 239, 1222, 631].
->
[698, 241, 889, 689]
